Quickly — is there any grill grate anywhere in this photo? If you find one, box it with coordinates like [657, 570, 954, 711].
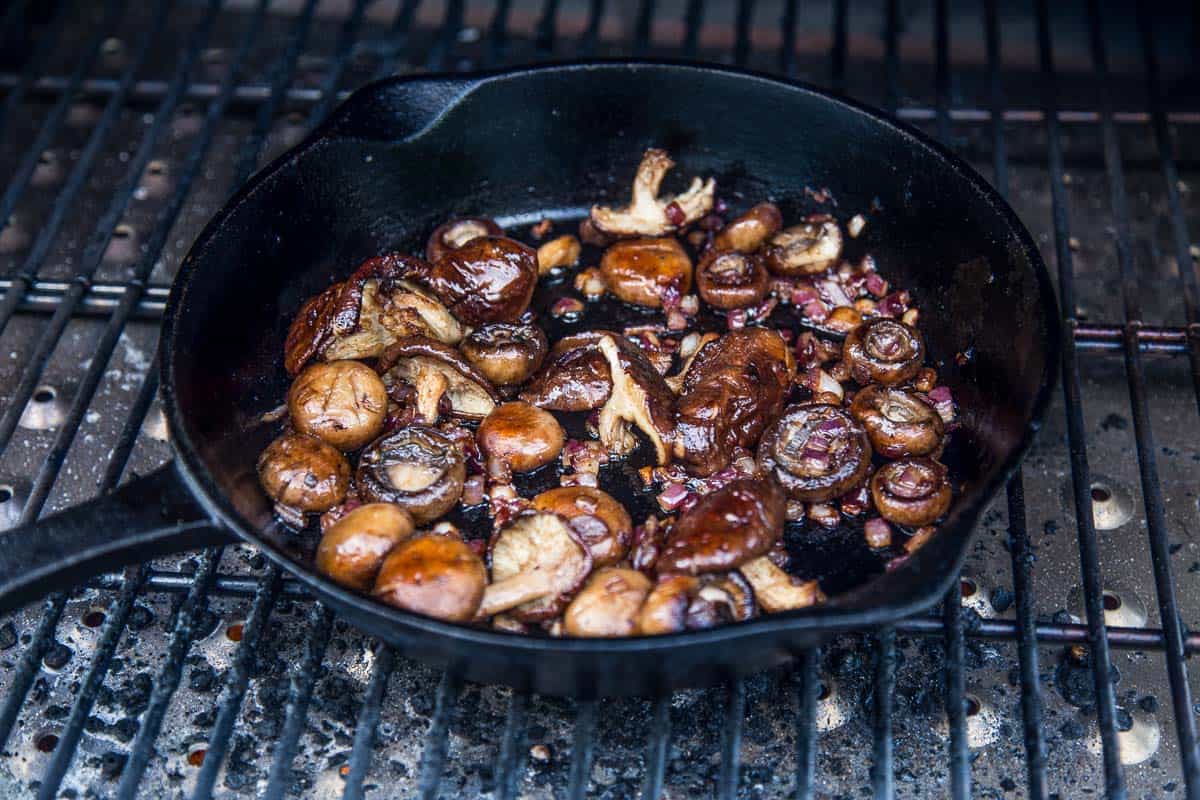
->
[0, 1, 1197, 797]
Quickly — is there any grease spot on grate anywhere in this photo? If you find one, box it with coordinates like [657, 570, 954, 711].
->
[0, 215, 29, 253]
[1087, 709, 1161, 765]
[0, 478, 29, 529]
[1068, 582, 1147, 628]
[187, 746, 206, 767]
[35, 732, 59, 753]
[20, 384, 70, 430]
[32, 150, 63, 186]
[139, 159, 172, 199]
[958, 575, 996, 618]
[1062, 473, 1134, 530]
[815, 677, 851, 732]
[103, 224, 139, 263]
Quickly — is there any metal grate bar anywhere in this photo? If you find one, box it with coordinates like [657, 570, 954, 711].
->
[0, 0, 70, 141]
[0, 595, 67, 747]
[733, 0, 753, 67]
[415, 670, 459, 800]
[309, 0, 370, 125]
[425, 0, 463, 71]
[375, 0, 421, 78]
[261, 604, 334, 800]
[486, 0, 513, 67]
[535, 0, 560, 53]
[682, 0, 703, 58]
[1087, 3, 1200, 794]
[1035, 0, 1127, 794]
[718, 678, 746, 800]
[639, 694, 671, 800]
[778, 0, 797, 76]
[493, 691, 530, 800]
[578, 0, 604, 56]
[341, 644, 396, 800]
[794, 649, 819, 799]
[870, 628, 896, 799]
[566, 699, 598, 800]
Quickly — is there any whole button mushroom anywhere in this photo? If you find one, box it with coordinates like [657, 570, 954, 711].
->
[425, 216, 503, 263]
[870, 457, 952, 527]
[842, 317, 926, 386]
[257, 432, 350, 519]
[373, 533, 487, 622]
[519, 332, 614, 412]
[379, 335, 500, 423]
[532, 486, 633, 567]
[477, 402, 565, 480]
[479, 511, 594, 622]
[763, 215, 843, 276]
[563, 568, 653, 637]
[315, 503, 415, 591]
[459, 323, 548, 389]
[849, 385, 944, 458]
[656, 478, 787, 576]
[712, 202, 783, 253]
[695, 250, 769, 310]
[757, 403, 872, 502]
[356, 426, 466, 524]
[739, 556, 825, 613]
[288, 360, 388, 451]
[635, 573, 756, 634]
[599, 236, 692, 309]
[428, 235, 538, 326]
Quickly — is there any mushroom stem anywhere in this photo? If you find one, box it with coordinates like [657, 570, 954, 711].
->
[739, 556, 824, 613]
[479, 574, 552, 618]
[415, 367, 448, 423]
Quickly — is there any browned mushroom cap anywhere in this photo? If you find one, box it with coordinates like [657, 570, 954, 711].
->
[849, 385, 944, 458]
[763, 215, 843, 277]
[372, 533, 487, 622]
[599, 236, 692, 309]
[673, 328, 796, 476]
[356, 426, 466, 524]
[843, 318, 926, 386]
[563, 567, 653, 637]
[284, 253, 463, 375]
[532, 486, 633, 567]
[757, 403, 872, 502]
[739, 556, 825, 613]
[460, 323, 548, 388]
[428, 235, 538, 326]
[590, 148, 715, 237]
[425, 217, 503, 263]
[288, 360, 387, 451]
[257, 432, 350, 514]
[870, 457, 952, 527]
[635, 572, 756, 634]
[712, 202, 783, 253]
[315, 503, 415, 591]
[477, 402, 566, 477]
[479, 511, 594, 622]
[380, 335, 500, 423]
[596, 333, 675, 463]
[519, 332, 613, 411]
[695, 250, 769, 310]
[656, 478, 786, 575]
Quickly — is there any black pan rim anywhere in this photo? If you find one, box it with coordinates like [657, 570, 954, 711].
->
[161, 59, 1061, 655]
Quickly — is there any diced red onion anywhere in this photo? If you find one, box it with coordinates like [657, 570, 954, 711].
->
[816, 417, 845, 432]
[551, 297, 585, 318]
[750, 296, 778, 321]
[802, 299, 830, 322]
[462, 475, 486, 506]
[727, 309, 748, 330]
[660, 281, 683, 312]
[928, 385, 956, 422]
[877, 290, 910, 318]
[657, 483, 691, 511]
[791, 287, 819, 305]
[667, 310, 688, 331]
[864, 517, 893, 548]
[866, 272, 888, 297]
[665, 201, 686, 226]
[818, 279, 853, 308]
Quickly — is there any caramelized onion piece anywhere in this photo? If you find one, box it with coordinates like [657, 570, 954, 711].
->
[849, 385, 944, 458]
[428, 235, 538, 325]
[757, 403, 872, 502]
[843, 318, 925, 386]
[257, 432, 350, 514]
[356, 427, 466, 524]
[532, 486, 633, 567]
[599, 237, 692, 308]
[288, 360, 387, 451]
[656, 478, 786, 575]
[460, 323, 548, 388]
[373, 533, 486, 622]
[425, 217, 503, 263]
[712, 202, 783, 253]
[315, 503, 414, 591]
[695, 250, 769, 309]
[870, 457, 951, 527]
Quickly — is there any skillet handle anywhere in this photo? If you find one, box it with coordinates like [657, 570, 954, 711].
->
[0, 461, 234, 615]
[319, 74, 476, 142]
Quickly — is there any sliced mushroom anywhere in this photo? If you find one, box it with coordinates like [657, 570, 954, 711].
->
[763, 215, 842, 277]
[712, 202, 783, 253]
[315, 503, 414, 591]
[257, 432, 350, 516]
[356, 426, 466, 524]
[665, 332, 720, 394]
[477, 401, 566, 479]
[757, 403, 872, 502]
[695, 250, 769, 310]
[288, 360, 388, 451]
[673, 328, 795, 476]
[590, 148, 716, 237]
[425, 216, 503, 263]
[870, 457, 951, 527]
[599, 236, 693, 309]
[595, 334, 675, 463]
[635, 572, 756, 634]
[532, 486, 633, 566]
[373, 533, 487, 622]
[380, 336, 499, 423]
[460, 323, 548, 388]
[536, 234, 582, 275]
[739, 556, 825, 613]
[519, 332, 613, 411]
[843, 317, 926, 386]
[849, 385, 944, 458]
[563, 567, 653, 637]
[479, 511, 593, 621]
[656, 478, 786, 575]
[428, 235, 538, 326]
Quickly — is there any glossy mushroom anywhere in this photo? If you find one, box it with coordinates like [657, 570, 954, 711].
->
[763, 215, 842, 276]
[536, 234, 582, 275]
[843, 317, 926, 386]
[590, 148, 715, 237]
[739, 556, 825, 613]
[757, 403, 872, 502]
[599, 236, 693, 309]
[870, 457, 952, 527]
[315, 503, 414, 591]
[519, 332, 613, 411]
[428, 235, 538, 326]
[695, 250, 769, 310]
[595, 334, 676, 463]
[379, 336, 499, 423]
[849, 385, 944, 458]
[287, 360, 387, 451]
[257, 432, 350, 518]
[656, 478, 786, 575]
[425, 216, 503, 263]
[635, 572, 756, 634]
[563, 568, 653, 637]
[372, 533, 487, 622]
[532, 486, 633, 566]
[459, 323, 548, 389]
[356, 426, 466, 524]
[479, 511, 594, 621]
[712, 202, 783, 253]
[477, 401, 566, 479]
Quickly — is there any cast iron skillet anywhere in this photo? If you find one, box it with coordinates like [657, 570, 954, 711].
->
[0, 62, 1059, 697]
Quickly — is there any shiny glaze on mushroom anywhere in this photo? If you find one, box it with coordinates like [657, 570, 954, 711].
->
[257, 432, 351, 514]
[459, 322, 548, 389]
[635, 572, 756, 634]
[373, 533, 487, 622]
[849, 385, 944, 458]
[425, 216, 503, 263]
[870, 457, 951, 527]
[599, 236, 692, 308]
[763, 214, 842, 276]
[532, 486, 633, 567]
[288, 360, 387, 451]
[356, 426, 466, 524]
[843, 317, 926, 386]
[379, 336, 500, 422]
[712, 202, 783, 253]
[563, 568, 653, 637]
[757, 404, 872, 502]
[315, 503, 414, 591]
[428, 235, 538, 325]
[695, 250, 769, 310]
[656, 478, 786, 575]
[518, 332, 612, 411]
[477, 401, 565, 478]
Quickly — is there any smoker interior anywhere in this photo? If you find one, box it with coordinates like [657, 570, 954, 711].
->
[0, 0, 1197, 797]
